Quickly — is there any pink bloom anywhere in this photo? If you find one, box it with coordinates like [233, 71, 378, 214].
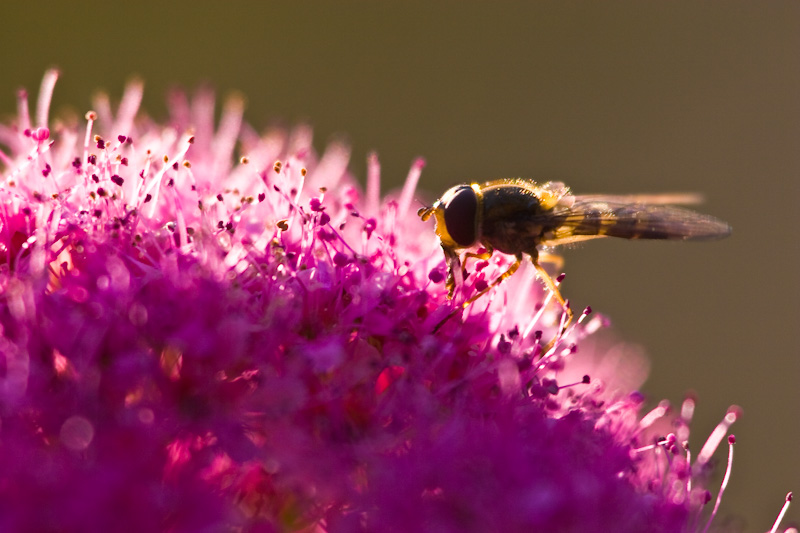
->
[0, 70, 771, 532]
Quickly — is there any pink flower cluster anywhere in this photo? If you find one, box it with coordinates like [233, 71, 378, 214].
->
[0, 70, 755, 532]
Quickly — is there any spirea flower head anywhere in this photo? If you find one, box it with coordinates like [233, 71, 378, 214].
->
[0, 70, 777, 532]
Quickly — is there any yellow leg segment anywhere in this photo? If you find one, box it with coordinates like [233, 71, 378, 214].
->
[460, 248, 494, 282]
[530, 256, 573, 351]
[463, 255, 522, 307]
[435, 249, 573, 349]
[537, 250, 564, 273]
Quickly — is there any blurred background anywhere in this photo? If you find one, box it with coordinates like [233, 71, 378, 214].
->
[2, 2, 797, 529]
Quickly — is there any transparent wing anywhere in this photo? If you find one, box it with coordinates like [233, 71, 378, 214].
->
[540, 196, 731, 246]
[574, 192, 705, 206]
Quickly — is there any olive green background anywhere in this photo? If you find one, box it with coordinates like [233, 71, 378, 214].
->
[2, 2, 797, 529]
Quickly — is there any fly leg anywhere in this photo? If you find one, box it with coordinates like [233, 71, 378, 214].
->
[442, 245, 497, 299]
[463, 254, 521, 307]
[432, 252, 519, 333]
[537, 249, 564, 274]
[529, 252, 573, 351]
[441, 245, 463, 299]
[460, 247, 494, 287]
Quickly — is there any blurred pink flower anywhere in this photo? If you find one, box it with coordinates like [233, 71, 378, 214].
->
[0, 70, 762, 532]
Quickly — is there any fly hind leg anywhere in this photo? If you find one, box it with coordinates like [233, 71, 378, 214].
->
[529, 252, 573, 350]
[537, 249, 564, 274]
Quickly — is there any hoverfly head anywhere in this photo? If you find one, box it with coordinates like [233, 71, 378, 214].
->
[432, 184, 480, 249]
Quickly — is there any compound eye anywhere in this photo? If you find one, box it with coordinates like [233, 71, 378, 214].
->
[442, 185, 478, 247]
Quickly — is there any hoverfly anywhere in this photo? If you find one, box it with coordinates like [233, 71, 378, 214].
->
[418, 178, 731, 337]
